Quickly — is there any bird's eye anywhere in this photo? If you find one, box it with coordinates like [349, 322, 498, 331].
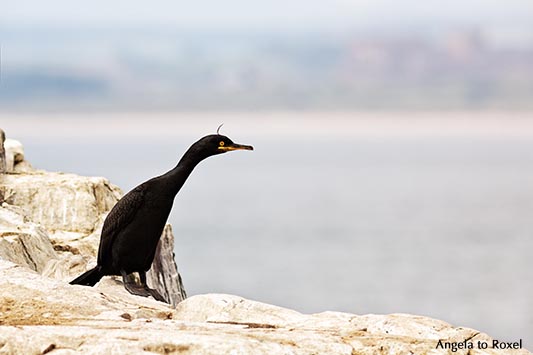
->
[219, 141, 225, 146]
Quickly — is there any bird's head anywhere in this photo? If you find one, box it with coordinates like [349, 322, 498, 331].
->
[186, 134, 253, 162]
[209, 134, 253, 154]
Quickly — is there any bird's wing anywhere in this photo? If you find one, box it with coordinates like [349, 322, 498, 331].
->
[97, 185, 145, 265]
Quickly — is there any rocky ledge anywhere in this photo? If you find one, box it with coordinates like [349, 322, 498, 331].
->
[0, 134, 530, 355]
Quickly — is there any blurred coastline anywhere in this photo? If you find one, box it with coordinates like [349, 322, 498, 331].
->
[2, 26, 533, 112]
[3, 110, 533, 142]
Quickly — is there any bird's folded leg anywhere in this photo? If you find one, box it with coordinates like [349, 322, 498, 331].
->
[139, 271, 167, 303]
[121, 270, 152, 299]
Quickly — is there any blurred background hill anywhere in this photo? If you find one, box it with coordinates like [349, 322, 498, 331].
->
[1, 0, 533, 111]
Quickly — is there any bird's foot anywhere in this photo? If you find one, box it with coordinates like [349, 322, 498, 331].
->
[124, 284, 166, 302]
[121, 271, 168, 303]
[123, 282, 153, 298]
[146, 288, 167, 303]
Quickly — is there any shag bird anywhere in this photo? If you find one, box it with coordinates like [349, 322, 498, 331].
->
[70, 133, 253, 301]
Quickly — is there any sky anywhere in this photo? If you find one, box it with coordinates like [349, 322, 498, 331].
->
[1, 0, 533, 31]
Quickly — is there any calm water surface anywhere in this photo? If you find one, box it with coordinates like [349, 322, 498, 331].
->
[20, 133, 533, 345]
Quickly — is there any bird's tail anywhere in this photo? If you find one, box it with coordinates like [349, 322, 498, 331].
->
[69, 266, 104, 286]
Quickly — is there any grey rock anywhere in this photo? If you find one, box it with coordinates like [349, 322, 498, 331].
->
[147, 224, 187, 306]
[1, 172, 122, 234]
[0, 204, 58, 273]
[3, 138, 33, 173]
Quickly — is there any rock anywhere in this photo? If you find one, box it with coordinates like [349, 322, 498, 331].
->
[1, 172, 122, 234]
[3, 138, 32, 173]
[175, 293, 304, 325]
[0, 261, 529, 354]
[0, 259, 172, 324]
[0, 204, 58, 273]
[147, 224, 187, 307]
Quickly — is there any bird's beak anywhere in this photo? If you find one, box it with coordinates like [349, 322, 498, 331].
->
[218, 143, 254, 152]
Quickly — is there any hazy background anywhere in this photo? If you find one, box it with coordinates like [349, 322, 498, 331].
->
[2, 0, 533, 111]
[1, 0, 533, 347]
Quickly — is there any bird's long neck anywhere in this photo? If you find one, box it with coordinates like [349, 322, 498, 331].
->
[161, 146, 207, 196]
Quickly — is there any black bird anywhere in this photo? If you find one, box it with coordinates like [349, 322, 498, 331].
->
[70, 133, 253, 301]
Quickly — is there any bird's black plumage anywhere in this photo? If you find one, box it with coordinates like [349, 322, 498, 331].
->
[70, 134, 253, 301]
